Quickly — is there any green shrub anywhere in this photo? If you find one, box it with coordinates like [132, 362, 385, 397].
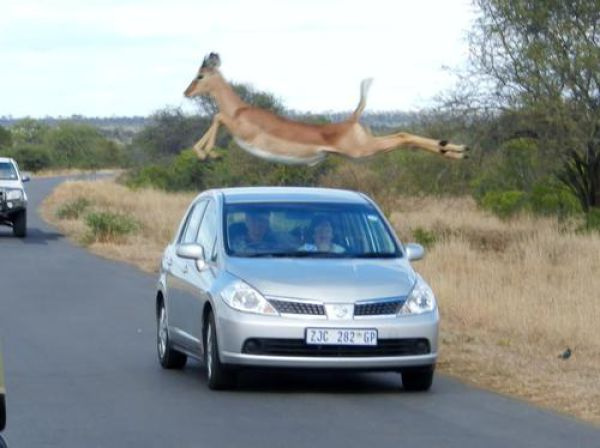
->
[480, 190, 527, 218]
[529, 181, 581, 217]
[412, 227, 438, 248]
[4, 144, 53, 171]
[85, 211, 139, 242]
[584, 208, 600, 232]
[56, 198, 92, 220]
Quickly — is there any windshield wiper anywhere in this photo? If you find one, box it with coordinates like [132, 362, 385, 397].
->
[353, 252, 398, 258]
[238, 251, 348, 258]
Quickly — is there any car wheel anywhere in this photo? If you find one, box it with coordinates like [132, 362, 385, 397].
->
[401, 365, 434, 392]
[12, 210, 26, 238]
[0, 393, 5, 432]
[157, 303, 187, 369]
[205, 312, 236, 390]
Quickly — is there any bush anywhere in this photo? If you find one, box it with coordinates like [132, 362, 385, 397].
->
[480, 190, 527, 218]
[85, 211, 139, 242]
[529, 180, 581, 217]
[584, 208, 600, 232]
[56, 198, 92, 220]
[4, 144, 53, 171]
[45, 122, 124, 169]
[412, 227, 438, 248]
[0, 126, 12, 149]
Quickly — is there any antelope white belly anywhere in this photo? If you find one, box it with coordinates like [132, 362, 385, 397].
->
[234, 138, 327, 166]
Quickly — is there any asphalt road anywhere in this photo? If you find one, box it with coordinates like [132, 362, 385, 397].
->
[0, 177, 598, 448]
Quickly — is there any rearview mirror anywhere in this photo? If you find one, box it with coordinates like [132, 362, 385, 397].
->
[405, 243, 425, 261]
[21, 175, 30, 183]
[176, 243, 207, 271]
[176, 243, 205, 260]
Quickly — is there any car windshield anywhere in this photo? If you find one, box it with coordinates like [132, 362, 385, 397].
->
[224, 202, 401, 258]
[0, 162, 18, 181]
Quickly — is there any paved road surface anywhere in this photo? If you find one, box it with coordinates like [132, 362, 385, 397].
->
[0, 177, 598, 447]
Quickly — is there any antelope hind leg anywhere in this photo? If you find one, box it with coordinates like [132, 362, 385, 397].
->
[373, 132, 469, 159]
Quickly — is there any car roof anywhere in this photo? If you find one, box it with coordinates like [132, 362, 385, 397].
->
[218, 187, 369, 204]
[0, 157, 15, 164]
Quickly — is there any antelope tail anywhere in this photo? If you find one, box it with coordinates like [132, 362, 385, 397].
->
[352, 78, 373, 121]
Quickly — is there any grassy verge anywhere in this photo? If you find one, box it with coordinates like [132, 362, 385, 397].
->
[42, 180, 600, 425]
[31, 168, 124, 178]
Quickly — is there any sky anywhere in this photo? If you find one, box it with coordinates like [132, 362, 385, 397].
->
[0, 0, 477, 118]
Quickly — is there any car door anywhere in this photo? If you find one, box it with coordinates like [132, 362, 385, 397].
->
[166, 200, 208, 351]
[180, 199, 219, 351]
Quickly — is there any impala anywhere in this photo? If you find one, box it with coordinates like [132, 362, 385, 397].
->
[184, 52, 468, 165]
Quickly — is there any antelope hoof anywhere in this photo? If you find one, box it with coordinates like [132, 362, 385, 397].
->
[194, 148, 208, 160]
[439, 141, 468, 154]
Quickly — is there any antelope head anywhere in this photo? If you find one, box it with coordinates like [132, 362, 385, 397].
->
[184, 52, 221, 98]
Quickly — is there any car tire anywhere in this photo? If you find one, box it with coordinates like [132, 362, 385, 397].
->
[157, 303, 187, 369]
[401, 365, 434, 391]
[205, 312, 237, 390]
[12, 210, 26, 238]
[0, 394, 5, 432]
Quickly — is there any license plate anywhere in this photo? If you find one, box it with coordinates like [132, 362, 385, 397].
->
[305, 328, 378, 346]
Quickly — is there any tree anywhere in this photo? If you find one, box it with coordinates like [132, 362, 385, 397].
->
[130, 108, 208, 162]
[0, 126, 12, 149]
[465, 0, 600, 210]
[10, 118, 49, 145]
[193, 82, 284, 116]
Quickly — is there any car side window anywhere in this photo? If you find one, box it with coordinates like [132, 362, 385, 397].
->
[196, 200, 217, 258]
[179, 200, 208, 244]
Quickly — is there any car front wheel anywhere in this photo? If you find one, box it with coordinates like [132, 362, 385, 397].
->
[12, 210, 26, 238]
[157, 303, 187, 369]
[205, 312, 237, 390]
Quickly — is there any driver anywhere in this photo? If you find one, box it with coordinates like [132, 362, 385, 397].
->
[240, 211, 276, 252]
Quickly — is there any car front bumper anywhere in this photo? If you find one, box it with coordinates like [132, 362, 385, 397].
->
[0, 199, 26, 219]
[217, 306, 439, 370]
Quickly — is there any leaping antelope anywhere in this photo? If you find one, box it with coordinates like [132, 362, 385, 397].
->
[184, 52, 468, 165]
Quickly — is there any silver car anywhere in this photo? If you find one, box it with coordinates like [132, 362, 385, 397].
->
[156, 187, 438, 391]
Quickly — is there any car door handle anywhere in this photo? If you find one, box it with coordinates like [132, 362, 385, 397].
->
[166, 257, 173, 266]
[182, 265, 188, 274]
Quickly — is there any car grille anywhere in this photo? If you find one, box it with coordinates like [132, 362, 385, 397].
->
[354, 299, 406, 316]
[268, 299, 325, 316]
[242, 338, 430, 357]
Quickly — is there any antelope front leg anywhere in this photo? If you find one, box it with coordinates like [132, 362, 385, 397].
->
[193, 131, 212, 159]
[373, 132, 469, 159]
[192, 114, 223, 160]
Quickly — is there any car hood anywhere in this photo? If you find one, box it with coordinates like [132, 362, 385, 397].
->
[0, 180, 23, 189]
[225, 257, 416, 302]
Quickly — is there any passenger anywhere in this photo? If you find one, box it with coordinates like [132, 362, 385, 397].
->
[299, 216, 345, 253]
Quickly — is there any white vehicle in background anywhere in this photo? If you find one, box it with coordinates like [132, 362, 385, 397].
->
[0, 157, 29, 238]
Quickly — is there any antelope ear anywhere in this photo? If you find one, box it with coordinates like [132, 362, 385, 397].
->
[209, 52, 221, 68]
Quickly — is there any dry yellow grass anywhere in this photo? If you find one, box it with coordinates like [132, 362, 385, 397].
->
[41, 180, 195, 272]
[32, 168, 124, 178]
[42, 181, 600, 425]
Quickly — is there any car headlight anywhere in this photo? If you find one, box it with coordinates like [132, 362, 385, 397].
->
[400, 275, 437, 314]
[221, 280, 278, 315]
[6, 189, 24, 201]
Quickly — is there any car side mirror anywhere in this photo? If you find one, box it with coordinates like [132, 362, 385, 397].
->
[21, 175, 30, 183]
[405, 243, 425, 261]
[176, 243, 207, 270]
